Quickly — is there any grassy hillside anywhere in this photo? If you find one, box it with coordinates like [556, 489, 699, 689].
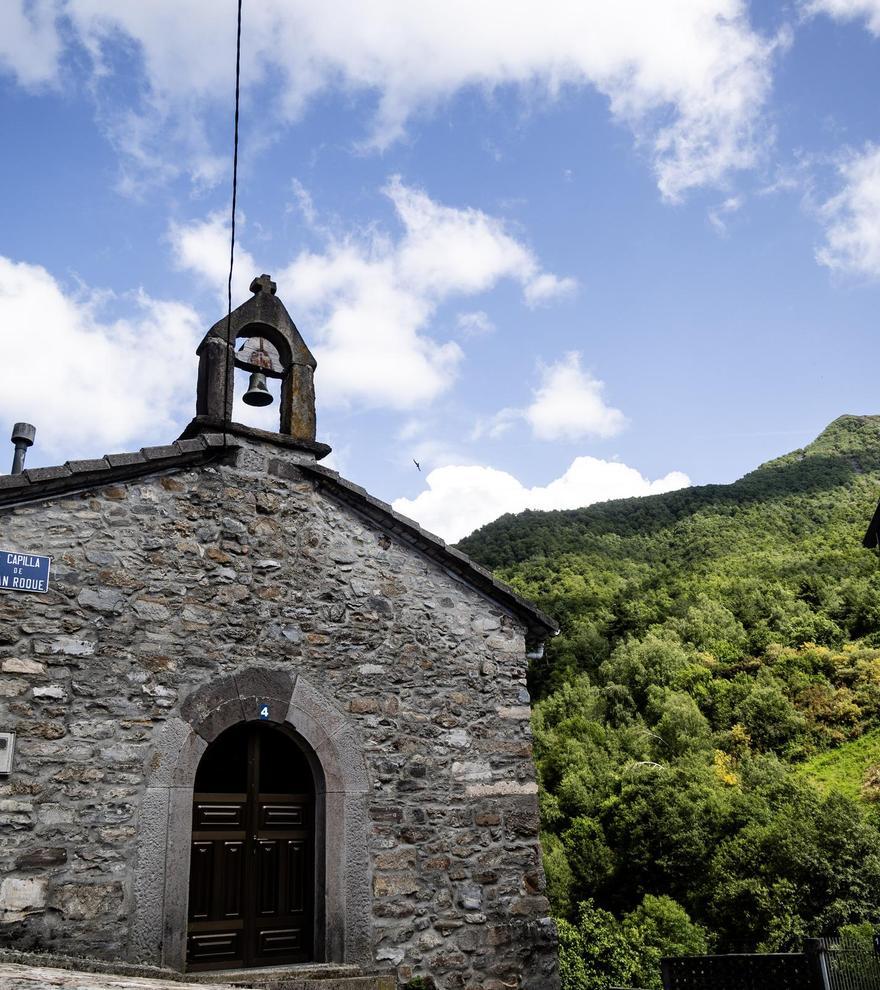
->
[798, 727, 880, 801]
[459, 415, 880, 990]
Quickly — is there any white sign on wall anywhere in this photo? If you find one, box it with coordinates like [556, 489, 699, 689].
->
[0, 732, 15, 775]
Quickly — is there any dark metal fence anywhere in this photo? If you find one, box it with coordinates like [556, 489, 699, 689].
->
[661, 935, 880, 990]
[661, 951, 823, 989]
[819, 934, 880, 990]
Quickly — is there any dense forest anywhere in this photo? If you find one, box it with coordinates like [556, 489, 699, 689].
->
[459, 415, 880, 990]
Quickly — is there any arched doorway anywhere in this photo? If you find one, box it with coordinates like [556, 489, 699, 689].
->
[186, 721, 316, 971]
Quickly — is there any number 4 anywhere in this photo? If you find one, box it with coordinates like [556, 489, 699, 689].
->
[259, 705, 269, 720]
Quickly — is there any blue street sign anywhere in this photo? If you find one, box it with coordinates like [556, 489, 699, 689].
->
[259, 704, 269, 720]
[0, 550, 51, 593]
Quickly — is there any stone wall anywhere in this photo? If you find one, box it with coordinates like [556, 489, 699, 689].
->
[0, 438, 558, 989]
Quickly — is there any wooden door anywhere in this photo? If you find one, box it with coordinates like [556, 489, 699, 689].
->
[186, 722, 315, 971]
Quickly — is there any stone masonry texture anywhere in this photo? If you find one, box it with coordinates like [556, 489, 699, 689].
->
[0, 962, 248, 990]
[0, 436, 559, 990]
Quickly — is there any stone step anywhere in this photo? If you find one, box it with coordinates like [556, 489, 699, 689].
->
[184, 964, 395, 990]
[184, 964, 360, 983]
[0, 954, 396, 990]
[0, 961, 396, 990]
[223, 978, 392, 990]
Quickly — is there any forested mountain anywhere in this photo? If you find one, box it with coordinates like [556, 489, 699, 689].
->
[459, 415, 880, 990]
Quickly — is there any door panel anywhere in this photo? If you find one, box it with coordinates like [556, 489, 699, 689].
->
[188, 930, 244, 965]
[260, 803, 305, 828]
[187, 794, 247, 969]
[220, 841, 245, 919]
[287, 840, 306, 913]
[258, 927, 305, 957]
[188, 842, 213, 922]
[194, 803, 246, 829]
[256, 840, 280, 915]
[186, 724, 315, 971]
[252, 796, 312, 964]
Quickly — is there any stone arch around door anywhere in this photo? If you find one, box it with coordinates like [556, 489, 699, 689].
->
[131, 668, 372, 972]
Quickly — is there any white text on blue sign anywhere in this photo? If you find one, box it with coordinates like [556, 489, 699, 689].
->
[0, 551, 52, 593]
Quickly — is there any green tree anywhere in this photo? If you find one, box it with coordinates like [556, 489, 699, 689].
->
[563, 817, 615, 903]
[557, 901, 640, 990]
[623, 895, 710, 989]
[542, 831, 575, 918]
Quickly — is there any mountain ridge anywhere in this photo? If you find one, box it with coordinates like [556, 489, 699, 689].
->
[459, 414, 880, 570]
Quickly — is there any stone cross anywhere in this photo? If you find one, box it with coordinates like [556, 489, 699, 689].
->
[250, 273, 277, 295]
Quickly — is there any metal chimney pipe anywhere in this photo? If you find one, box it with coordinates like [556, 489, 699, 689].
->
[10, 423, 36, 475]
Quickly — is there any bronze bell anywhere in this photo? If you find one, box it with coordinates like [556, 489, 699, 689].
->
[243, 371, 273, 407]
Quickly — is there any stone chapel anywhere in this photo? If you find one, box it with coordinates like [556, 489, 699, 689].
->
[0, 277, 559, 990]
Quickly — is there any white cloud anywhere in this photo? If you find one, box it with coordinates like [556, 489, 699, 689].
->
[707, 195, 744, 236]
[288, 245, 464, 410]
[393, 457, 691, 543]
[386, 177, 561, 300]
[526, 352, 627, 441]
[456, 311, 495, 337]
[806, 0, 880, 33]
[0, 1, 62, 87]
[471, 407, 522, 442]
[169, 212, 257, 303]
[816, 145, 880, 278]
[523, 273, 578, 307]
[289, 179, 322, 232]
[41, 1, 779, 199]
[170, 178, 573, 410]
[0, 256, 202, 462]
[472, 352, 628, 443]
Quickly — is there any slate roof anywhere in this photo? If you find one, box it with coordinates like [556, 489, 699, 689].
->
[0, 434, 227, 507]
[0, 433, 558, 644]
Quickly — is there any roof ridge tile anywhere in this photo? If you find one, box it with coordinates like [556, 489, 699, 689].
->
[0, 473, 29, 491]
[105, 451, 147, 468]
[66, 458, 111, 473]
[24, 465, 72, 483]
[141, 444, 180, 460]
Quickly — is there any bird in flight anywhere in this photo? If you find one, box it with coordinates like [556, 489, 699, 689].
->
[413, 459, 421, 471]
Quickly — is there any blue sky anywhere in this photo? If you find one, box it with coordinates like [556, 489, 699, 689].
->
[2, 1, 880, 541]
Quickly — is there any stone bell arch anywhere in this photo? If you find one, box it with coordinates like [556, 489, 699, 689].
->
[130, 667, 371, 972]
[190, 274, 328, 456]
